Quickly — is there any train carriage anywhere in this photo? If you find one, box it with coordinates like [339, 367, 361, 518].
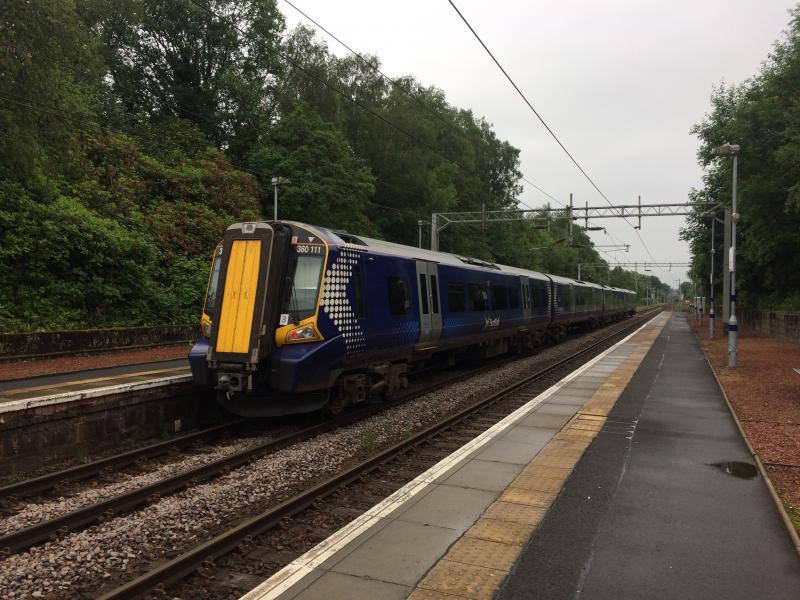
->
[190, 220, 636, 417]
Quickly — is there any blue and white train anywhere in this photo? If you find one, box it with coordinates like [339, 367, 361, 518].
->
[189, 221, 636, 416]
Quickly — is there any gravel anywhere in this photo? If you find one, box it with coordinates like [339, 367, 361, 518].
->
[0, 322, 635, 598]
[0, 435, 270, 536]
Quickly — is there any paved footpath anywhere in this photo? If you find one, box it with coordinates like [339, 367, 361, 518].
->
[498, 312, 800, 599]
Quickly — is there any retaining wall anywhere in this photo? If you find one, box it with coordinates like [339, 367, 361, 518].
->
[0, 324, 198, 359]
[741, 309, 800, 343]
[0, 384, 224, 478]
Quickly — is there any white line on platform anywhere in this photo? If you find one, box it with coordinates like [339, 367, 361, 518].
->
[0, 375, 193, 415]
[240, 314, 664, 600]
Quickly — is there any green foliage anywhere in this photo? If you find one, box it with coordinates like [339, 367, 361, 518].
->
[249, 105, 376, 232]
[83, 0, 286, 160]
[0, 182, 157, 330]
[0, 0, 666, 332]
[683, 6, 800, 310]
[0, 0, 102, 184]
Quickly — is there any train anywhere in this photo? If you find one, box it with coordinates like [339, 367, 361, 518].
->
[189, 220, 637, 417]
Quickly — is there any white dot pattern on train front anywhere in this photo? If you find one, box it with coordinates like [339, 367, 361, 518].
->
[320, 245, 366, 358]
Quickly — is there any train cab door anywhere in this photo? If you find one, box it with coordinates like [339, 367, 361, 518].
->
[415, 261, 442, 349]
[520, 276, 531, 325]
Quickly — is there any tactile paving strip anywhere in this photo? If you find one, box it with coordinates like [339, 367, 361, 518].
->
[412, 313, 670, 599]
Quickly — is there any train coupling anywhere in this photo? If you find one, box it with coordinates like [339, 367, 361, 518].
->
[215, 371, 252, 393]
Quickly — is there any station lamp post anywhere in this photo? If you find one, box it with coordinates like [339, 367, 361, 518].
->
[709, 215, 716, 338]
[271, 176, 291, 221]
[701, 209, 725, 339]
[711, 142, 741, 367]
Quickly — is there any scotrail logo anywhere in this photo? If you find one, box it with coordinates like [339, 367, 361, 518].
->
[484, 315, 500, 329]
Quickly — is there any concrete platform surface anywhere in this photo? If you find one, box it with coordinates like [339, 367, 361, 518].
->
[0, 359, 191, 414]
[239, 313, 675, 600]
[0, 358, 188, 392]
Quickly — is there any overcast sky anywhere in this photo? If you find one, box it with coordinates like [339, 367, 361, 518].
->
[277, 0, 795, 289]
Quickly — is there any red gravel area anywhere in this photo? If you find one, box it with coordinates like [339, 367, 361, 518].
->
[689, 315, 800, 528]
[0, 343, 191, 382]
[767, 465, 800, 514]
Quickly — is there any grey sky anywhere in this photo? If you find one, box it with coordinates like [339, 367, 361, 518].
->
[278, 0, 795, 289]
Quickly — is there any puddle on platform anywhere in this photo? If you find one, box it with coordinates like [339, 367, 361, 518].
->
[708, 461, 758, 479]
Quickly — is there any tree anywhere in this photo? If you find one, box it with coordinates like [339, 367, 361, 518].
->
[84, 0, 285, 160]
[683, 6, 800, 310]
[0, 0, 102, 184]
[249, 105, 376, 232]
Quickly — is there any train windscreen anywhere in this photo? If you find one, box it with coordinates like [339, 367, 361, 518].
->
[282, 253, 324, 321]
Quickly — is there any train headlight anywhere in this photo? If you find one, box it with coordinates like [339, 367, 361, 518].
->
[284, 323, 322, 343]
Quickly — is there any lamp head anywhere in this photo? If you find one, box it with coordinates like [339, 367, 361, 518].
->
[711, 143, 741, 157]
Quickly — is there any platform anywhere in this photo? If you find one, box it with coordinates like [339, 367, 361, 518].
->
[0, 359, 191, 414]
[240, 312, 800, 600]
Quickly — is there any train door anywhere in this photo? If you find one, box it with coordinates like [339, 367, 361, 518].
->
[568, 283, 575, 320]
[520, 276, 531, 324]
[415, 261, 442, 348]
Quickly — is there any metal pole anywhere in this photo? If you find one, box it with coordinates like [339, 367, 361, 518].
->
[578, 263, 581, 280]
[723, 208, 731, 329]
[709, 217, 715, 338]
[637, 195, 642, 230]
[430, 214, 438, 251]
[568, 193, 573, 244]
[418, 220, 423, 249]
[273, 185, 278, 221]
[729, 155, 738, 366]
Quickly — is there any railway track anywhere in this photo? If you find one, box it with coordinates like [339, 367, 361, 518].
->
[0, 338, 546, 553]
[0, 420, 248, 502]
[92, 308, 662, 600]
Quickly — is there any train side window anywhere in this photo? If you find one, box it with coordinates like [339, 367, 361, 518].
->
[388, 276, 409, 315]
[204, 246, 223, 317]
[448, 282, 465, 312]
[468, 283, 487, 311]
[419, 274, 430, 314]
[353, 265, 365, 319]
[530, 282, 546, 310]
[509, 285, 520, 309]
[491, 285, 509, 310]
[430, 275, 440, 313]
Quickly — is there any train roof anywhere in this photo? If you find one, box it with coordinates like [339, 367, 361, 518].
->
[326, 228, 553, 282]
[273, 221, 636, 294]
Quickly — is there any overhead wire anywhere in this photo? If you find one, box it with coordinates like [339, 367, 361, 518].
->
[281, 0, 623, 265]
[282, 0, 562, 218]
[3, 1, 641, 275]
[444, 0, 659, 264]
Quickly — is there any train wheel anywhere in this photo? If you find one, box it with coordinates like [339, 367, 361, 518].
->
[325, 374, 368, 417]
[325, 386, 347, 417]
